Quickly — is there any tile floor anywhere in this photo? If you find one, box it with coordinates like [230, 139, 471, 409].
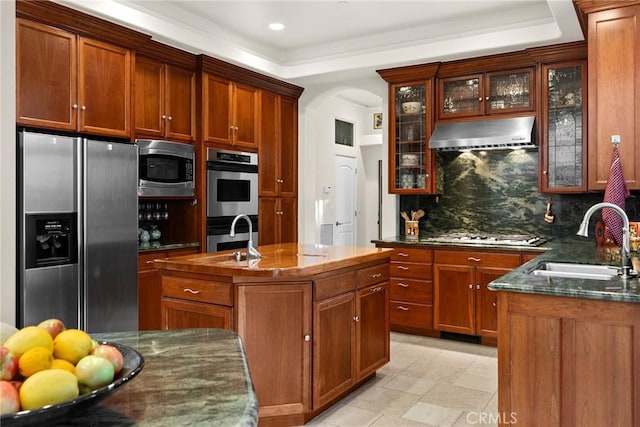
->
[306, 332, 498, 427]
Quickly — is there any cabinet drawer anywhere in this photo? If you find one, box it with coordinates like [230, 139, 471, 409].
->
[434, 250, 521, 268]
[138, 251, 167, 272]
[390, 262, 432, 280]
[315, 271, 356, 300]
[390, 278, 432, 304]
[390, 247, 433, 263]
[390, 301, 432, 329]
[162, 276, 233, 306]
[357, 263, 389, 289]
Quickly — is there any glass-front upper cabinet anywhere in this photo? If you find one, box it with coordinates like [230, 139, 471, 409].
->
[437, 68, 534, 120]
[541, 61, 586, 193]
[389, 80, 434, 194]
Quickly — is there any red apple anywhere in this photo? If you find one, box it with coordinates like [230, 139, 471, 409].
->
[75, 355, 114, 390]
[0, 380, 20, 415]
[0, 347, 18, 381]
[91, 344, 124, 375]
[37, 318, 66, 340]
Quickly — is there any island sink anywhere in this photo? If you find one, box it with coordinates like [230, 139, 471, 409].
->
[529, 262, 620, 281]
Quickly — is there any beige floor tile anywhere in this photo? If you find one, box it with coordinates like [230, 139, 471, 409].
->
[348, 386, 422, 418]
[370, 414, 435, 426]
[308, 402, 382, 427]
[383, 374, 437, 396]
[420, 382, 494, 411]
[464, 356, 497, 378]
[402, 402, 463, 427]
[453, 371, 497, 393]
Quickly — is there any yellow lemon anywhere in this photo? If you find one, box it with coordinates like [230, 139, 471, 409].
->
[53, 329, 93, 365]
[50, 358, 76, 374]
[18, 346, 53, 377]
[19, 369, 79, 410]
[3, 326, 53, 358]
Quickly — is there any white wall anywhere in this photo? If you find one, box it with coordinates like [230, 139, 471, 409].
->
[298, 77, 397, 247]
[1, 1, 16, 325]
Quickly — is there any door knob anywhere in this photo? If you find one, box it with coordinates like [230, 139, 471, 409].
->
[336, 221, 344, 226]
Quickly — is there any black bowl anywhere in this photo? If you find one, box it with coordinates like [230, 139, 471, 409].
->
[1, 341, 144, 427]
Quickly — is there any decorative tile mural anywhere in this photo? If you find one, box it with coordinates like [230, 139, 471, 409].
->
[400, 150, 640, 239]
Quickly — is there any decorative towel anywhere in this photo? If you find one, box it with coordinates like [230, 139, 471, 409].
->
[603, 146, 629, 246]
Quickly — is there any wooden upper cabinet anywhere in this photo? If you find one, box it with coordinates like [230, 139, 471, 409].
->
[259, 91, 298, 197]
[586, 5, 640, 190]
[202, 73, 259, 148]
[16, 19, 131, 138]
[134, 56, 196, 142]
[17, 18, 77, 131]
[437, 68, 534, 121]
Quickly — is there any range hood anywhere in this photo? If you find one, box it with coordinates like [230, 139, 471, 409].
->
[429, 116, 536, 151]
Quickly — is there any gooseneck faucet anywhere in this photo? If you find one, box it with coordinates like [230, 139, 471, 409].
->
[230, 214, 262, 260]
[577, 202, 633, 278]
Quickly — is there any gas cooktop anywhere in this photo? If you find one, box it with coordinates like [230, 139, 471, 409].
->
[422, 233, 547, 247]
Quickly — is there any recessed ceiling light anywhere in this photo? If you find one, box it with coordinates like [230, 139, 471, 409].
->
[269, 22, 285, 31]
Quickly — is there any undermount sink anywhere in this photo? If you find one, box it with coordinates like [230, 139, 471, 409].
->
[530, 262, 620, 281]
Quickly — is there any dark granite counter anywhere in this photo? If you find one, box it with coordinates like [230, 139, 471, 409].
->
[488, 238, 640, 303]
[53, 329, 258, 426]
[372, 236, 549, 252]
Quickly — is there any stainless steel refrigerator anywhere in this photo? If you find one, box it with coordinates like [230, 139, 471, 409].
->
[17, 130, 138, 333]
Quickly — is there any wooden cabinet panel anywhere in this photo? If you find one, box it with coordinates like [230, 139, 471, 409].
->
[134, 57, 165, 137]
[390, 247, 433, 263]
[162, 276, 233, 305]
[78, 37, 130, 138]
[356, 283, 389, 380]
[356, 263, 389, 289]
[279, 96, 297, 197]
[390, 262, 432, 280]
[434, 250, 521, 268]
[475, 267, 509, 338]
[138, 269, 162, 330]
[390, 301, 432, 330]
[313, 292, 356, 408]
[434, 264, 475, 334]
[161, 298, 232, 330]
[587, 5, 640, 190]
[17, 18, 77, 130]
[165, 65, 195, 141]
[236, 283, 312, 417]
[314, 271, 356, 300]
[233, 83, 260, 148]
[389, 278, 432, 304]
[259, 91, 279, 196]
[259, 196, 297, 245]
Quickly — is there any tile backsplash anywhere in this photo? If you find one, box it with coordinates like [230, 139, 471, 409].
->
[400, 150, 640, 239]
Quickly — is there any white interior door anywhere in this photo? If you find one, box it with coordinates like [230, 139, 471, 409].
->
[335, 155, 356, 246]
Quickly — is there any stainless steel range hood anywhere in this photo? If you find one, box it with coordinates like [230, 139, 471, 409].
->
[429, 116, 536, 151]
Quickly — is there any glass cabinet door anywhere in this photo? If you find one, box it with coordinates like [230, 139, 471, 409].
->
[486, 69, 533, 114]
[390, 81, 433, 193]
[541, 61, 586, 193]
[438, 75, 482, 119]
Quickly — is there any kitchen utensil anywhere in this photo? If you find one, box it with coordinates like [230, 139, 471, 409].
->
[400, 211, 411, 222]
[544, 196, 555, 224]
[414, 209, 425, 220]
[411, 210, 416, 220]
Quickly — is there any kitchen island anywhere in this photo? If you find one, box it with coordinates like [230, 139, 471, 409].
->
[488, 239, 640, 426]
[46, 328, 258, 426]
[153, 243, 392, 426]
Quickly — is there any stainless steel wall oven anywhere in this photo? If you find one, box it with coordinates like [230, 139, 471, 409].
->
[206, 148, 258, 252]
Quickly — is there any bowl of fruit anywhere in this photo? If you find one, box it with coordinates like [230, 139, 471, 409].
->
[0, 319, 144, 426]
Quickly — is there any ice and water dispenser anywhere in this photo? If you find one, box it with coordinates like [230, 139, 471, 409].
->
[24, 212, 77, 269]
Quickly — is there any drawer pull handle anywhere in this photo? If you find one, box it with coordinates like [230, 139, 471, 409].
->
[372, 286, 382, 292]
[468, 257, 481, 262]
[397, 252, 410, 257]
[370, 273, 382, 278]
[397, 266, 409, 270]
[183, 288, 201, 294]
[146, 260, 154, 264]
[397, 306, 409, 311]
[397, 282, 409, 288]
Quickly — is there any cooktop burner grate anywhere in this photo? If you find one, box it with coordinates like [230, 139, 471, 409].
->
[424, 233, 546, 246]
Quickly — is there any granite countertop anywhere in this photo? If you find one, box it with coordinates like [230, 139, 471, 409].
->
[153, 243, 392, 277]
[138, 241, 200, 253]
[488, 238, 640, 303]
[372, 236, 550, 252]
[49, 329, 258, 426]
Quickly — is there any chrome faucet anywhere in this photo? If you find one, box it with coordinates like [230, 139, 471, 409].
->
[230, 214, 261, 260]
[577, 202, 633, 278]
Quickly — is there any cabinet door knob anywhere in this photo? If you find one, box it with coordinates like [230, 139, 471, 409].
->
[476, 284, 480, 290]
[492, 302, 497, 307]
[478, 97, 483, 101]
[167, 116, 172, 121]
[162, 115, 166, 119]
[543, 170, 548, 175]
[81, 105, 86, 111]
[72, 104, 78, 110]
[397, 282, 409, 288]
[485, 96, 490, 101]
[354, 316, 360, 322]
[469, 284, 473, 289]
[304, 334, 311, 342]
[183, 288, 201, 294]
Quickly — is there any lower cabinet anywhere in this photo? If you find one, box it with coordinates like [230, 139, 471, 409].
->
[138, 247, 198, 330]
[434, 250, 520, 338]
[498, 292, 640, 426]
[236, 283, 312, 420]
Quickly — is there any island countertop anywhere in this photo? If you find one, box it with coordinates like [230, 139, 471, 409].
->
[49, 329, 258, 426]
[153, 243, 392, 278]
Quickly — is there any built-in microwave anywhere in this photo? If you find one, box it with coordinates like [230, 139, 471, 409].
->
[137, 139, 195, 197]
